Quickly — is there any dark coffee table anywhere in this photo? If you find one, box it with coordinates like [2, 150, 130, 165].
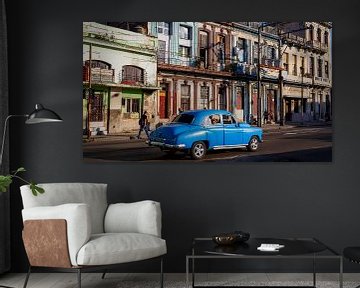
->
[186, 237, 342, 288]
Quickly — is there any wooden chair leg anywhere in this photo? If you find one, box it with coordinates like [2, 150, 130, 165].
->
[22, 266, 31, 288]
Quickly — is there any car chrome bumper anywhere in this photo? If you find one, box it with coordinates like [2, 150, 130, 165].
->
[147, 141, 186, 150]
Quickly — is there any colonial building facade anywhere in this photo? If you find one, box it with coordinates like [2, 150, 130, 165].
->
[280, 22, 332, 122]
[83, 22, 332, 134]
[83, 22, 159, 135]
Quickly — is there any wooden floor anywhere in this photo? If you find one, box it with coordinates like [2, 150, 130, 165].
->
[0, 273, 359, 288]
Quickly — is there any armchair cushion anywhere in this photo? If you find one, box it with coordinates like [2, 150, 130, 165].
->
[20, 183, 108, 234]
[104, 200, 162, 237]
[22, 203, 91, 266]
[76, 233, 167, 266]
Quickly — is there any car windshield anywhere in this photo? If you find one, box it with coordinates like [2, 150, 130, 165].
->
[172, 113, 194, 124]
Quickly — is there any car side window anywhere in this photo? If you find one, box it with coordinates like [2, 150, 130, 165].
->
[207, 114, 221, 125]
[223, 114, 235, 124]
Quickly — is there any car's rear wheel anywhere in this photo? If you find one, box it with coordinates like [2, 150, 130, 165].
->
[247, 136, 259, 152]
[190, 141, 206, 160]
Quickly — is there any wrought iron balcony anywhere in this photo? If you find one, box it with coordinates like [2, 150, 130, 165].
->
[83, 66, 115, 83]
[119, 70, 148, 86]
[260, 58, 280, 69]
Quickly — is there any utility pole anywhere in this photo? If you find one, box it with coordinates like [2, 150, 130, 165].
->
[256, 27, 262, 127]
[278, 37, 285, 126]
[87, 43, 92, 139]
[300, 66, 304, 123]
[278, 37, 284, 126]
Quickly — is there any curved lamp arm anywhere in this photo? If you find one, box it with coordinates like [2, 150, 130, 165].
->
[0, 104, 63, 169]
[0, 114, 28, 168]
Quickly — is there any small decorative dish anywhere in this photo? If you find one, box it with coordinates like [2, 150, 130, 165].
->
[212, 230, 250, 245]
[212, 233, 237, 245]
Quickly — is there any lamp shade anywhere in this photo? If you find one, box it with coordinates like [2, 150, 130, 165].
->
[25, 104, 63, 124]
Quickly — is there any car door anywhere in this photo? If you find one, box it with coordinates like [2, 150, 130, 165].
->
[204, 114, 224, 148]
[223, 114, 244, 145]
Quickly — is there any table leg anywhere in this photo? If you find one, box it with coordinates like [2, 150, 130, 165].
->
[313, 254, 316, 287]
[192, 257, 195, 288]
[339, 256, 343, 288]
[186, 256, 189, 288]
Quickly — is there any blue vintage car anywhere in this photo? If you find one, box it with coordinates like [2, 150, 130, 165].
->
[148, 109, 263, 160]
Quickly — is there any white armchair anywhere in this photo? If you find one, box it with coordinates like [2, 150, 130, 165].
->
[20, 183, 167, 288]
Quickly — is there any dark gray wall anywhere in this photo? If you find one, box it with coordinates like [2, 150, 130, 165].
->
[5, 0, 360, 273]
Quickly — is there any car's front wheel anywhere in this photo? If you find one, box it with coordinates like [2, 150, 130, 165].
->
[247, 136, 259, 152]
[190, 141, 207, 160]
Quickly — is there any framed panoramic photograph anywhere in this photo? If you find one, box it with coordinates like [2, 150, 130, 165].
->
[82, 22, 332, 162]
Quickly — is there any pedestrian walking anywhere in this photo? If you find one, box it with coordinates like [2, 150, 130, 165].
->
[137, 111, 150, 139]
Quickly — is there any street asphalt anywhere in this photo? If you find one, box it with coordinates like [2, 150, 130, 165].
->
[82, 121, 332, 145]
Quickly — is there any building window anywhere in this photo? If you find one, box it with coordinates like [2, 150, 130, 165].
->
[283, 52, 289, 72]
[199, 31, 209, 68]
[253, 42, 259, 64]
[179, 25, 191, 40]
[122, 65, 144, 84]
[218, 84, 227, 110]
[267, 46, 276, 60]
[200, 85, 209, 109]
[310, 57, 314, 76]
[236, 38, 247, 62]
[181, 84, 191, 111]
[317, 58, 323, 77]
[158, 40, 166, 63]
[157, 22, 171, 35]
[217, 34, 226, 70]
[223, 114, 236, 124]
[309, 25, 314, 41]
[83, 60, 114, 83]
[325, 61, 329, 78]
[84, 60, 111, 70]
[123, 98, 140, 113]
[317, 28, 322, 42]
[179, 45, 191, 58]
[292, 54, 297, 76]
[324, 31, 329, 45]
[300, 56, 305, 74]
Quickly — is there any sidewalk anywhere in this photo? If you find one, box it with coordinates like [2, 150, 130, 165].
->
[262, 120, 332, 132]
[83, 121, 332, 144]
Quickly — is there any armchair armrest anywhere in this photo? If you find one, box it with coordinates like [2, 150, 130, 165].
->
[104, 200, 162, 237]
[22, 203, 91, 266]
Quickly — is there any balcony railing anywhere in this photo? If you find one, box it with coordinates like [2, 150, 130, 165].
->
[234, 63, 257, 76]
[260, 58, 280, 69]
[237, 22, 261, 29]
[282, 34, 329, 53]
[282, 34, 306, 46]
[119, 70, 148, 86]
[305, 40, 329, 53]
[83, 67, 115, 83]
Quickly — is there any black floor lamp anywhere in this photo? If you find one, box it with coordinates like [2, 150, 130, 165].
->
[0, 103, 63, 167]
[0, 103, 62, 288]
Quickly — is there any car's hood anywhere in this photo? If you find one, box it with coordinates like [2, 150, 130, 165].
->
[150, 123, 195, 139]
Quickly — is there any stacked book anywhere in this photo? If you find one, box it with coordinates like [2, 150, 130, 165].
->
[257, 243, 285, 252]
